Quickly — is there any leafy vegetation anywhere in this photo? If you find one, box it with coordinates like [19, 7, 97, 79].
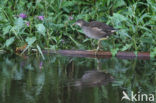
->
[0, 0, 155, 56]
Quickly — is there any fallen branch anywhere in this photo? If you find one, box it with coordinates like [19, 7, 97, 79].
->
[41, 50, 151, 60]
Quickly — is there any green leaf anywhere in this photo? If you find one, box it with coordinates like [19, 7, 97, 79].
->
[119, 29, 131, 39]
[15, 17, 24, 30]
[37, 45, 45, 60]
[55, 24, 64, 28]
[112, 80, 124, 86]
[137, 13, 151, 24]
[121, 44, 132, 51]
[111, 48, 119, 56]
[3, 25, 11, 35]
[69, 35, 84, 49]
[36, 24, 46, 36]
[140, 37, 152, 44]
[114, 0, 126, 8]
[49, 45, 57, 50]
[62, 1, 77, 7]
[26, 37, 36, 46]
[150, 47, 156, 58]
[5, 37, 15, 47]
[110, 13, 127, 24]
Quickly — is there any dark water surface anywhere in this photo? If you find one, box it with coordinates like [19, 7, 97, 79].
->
[0, 54, 155, 103]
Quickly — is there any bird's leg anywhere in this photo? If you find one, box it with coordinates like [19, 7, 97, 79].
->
[97, 37, 108, 51]
[97, 40, 101, 51]
[87, 40, 102, 52]
[95, 37, 108, 55]
[95, 40, 101, 56]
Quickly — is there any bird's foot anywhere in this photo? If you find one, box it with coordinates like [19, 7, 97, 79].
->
[87, 47, 103, 56]
[95, 46, 103, 56]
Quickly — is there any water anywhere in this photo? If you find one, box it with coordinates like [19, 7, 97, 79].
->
[0, 54, 155, 103]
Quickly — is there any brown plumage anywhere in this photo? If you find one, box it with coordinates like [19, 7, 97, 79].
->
[74, 19, 116, 39]
[74, 19, 116, 51]
[89, 21, 115, 35]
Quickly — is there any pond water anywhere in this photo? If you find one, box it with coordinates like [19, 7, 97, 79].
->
[0, 54, 155, 103]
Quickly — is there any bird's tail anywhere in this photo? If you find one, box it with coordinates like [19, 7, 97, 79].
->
[111, 28, 119, 33]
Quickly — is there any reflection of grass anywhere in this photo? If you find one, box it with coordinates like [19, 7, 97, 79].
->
[107, 58, 156, 96]
[0, 0, 155, 56]
[0, 55, 155, 103]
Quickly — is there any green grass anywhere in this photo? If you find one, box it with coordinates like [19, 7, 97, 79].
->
[0, 0, 155, 56]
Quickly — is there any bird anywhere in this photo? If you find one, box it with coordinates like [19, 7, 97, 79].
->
[73, 70, 114, 87]
[74, 19, 116, 52]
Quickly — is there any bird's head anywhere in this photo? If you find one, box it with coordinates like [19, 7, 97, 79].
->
[74, 19, 86, 27]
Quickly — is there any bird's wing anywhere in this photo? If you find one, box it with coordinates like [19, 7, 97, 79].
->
[89, 21, 115, 33]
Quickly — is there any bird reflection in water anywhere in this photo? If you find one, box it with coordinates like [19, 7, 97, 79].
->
[72, 70, 114, 87]
[66, 58, 114, 88]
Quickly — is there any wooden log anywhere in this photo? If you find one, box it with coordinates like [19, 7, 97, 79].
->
[41, 50, 151, 60]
